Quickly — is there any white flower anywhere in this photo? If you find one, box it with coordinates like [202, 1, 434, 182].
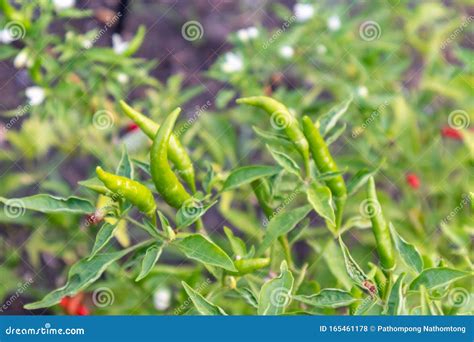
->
[153, 288, 171, 311]
[237, 27, 259, 42]
[117, 73, 129, 84]
[53, 0, 76, 11]
[221, 52, 243, 73]
[246, 27, 259, 39]
[279, 45, 294, 59]
[294, 3, 314, 22]
[25, 87, 45, 106]
[237, 29, 249, 42]
[316, 44, 327, 55]
[112, 34, 129, 55]
[357, 86, 368, 98]
[14, 50, 31, 69]
[0, 29, 14, 44]
[327, 15, 341, 31]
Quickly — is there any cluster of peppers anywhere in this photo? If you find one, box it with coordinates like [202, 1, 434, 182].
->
[88, 95, 396, 309]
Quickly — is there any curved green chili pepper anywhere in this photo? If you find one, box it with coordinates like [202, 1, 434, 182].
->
[302, 116, 347, 229]
[96, 166, 156, 217]
[119, 100, 196, 193]
[233, 258, 270, 275]
[236, 96, 310, 173]
[367, 176, 395, 271]
[150, 107, 192, 208]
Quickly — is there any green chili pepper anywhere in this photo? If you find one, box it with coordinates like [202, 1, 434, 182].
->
[367, 176, 395, 271]
[236, 96, 310, 173]
[302, 116, 347, 229]
[150, 107, 192, 208]
[96, 166, 156, 218]
[233, 258, 270, 275]
[0, 0, 30, 29]
[251, 178, 293, 267]
[119, 100, 196, 193]
[250, 179, 273, 218]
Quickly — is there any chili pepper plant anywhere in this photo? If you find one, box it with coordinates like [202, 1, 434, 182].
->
[0, 93, 470, 315]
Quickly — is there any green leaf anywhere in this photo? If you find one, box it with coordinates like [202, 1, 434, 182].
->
[173, 234, 237, 272]
[338, 237, 369, 287]
[346, 166, 381, 196]
[235, 287, 258, 308]
[306, 182, 336, 227]
[123, 25, 146, 57]
[293, 289, 357, 308]
[384, 273, 406, 315]
[136, 243, 163, 281]
[132, 159, 151, 176]
[24, 243, 144, 309]
[319, 96, 353, 136]
[222, 165, 281, 192]
[78, 177, 108, 194]
[409, 267, 471, 291]
[89, 222, 119, 259]
[354, 296, 380, 315]
[322, 239, 353, 290]
[176, 200, 216, 229]
[0, 45, 18, 61]
[0, 195, 94, 214]
[325, 122, 347, 146]
[215, 89, 236, 109]
[266, 145, 301, 178]
[258, 205, 311, 255]
[181, 281, 227, 315]
[224, 226, 247, 257]
[258, 261, 294, 315]
[253, 126, 293, 148]
[390, 223, 423, 273]
[116, 145, 134, 179]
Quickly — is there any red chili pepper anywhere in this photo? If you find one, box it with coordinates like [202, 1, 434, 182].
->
[125, 122, 139, 133]
[406, 173, 420, 190]
[59, 297, 70, 309]
[441, 126, 462, 140]
[76, 304, 90, 316]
